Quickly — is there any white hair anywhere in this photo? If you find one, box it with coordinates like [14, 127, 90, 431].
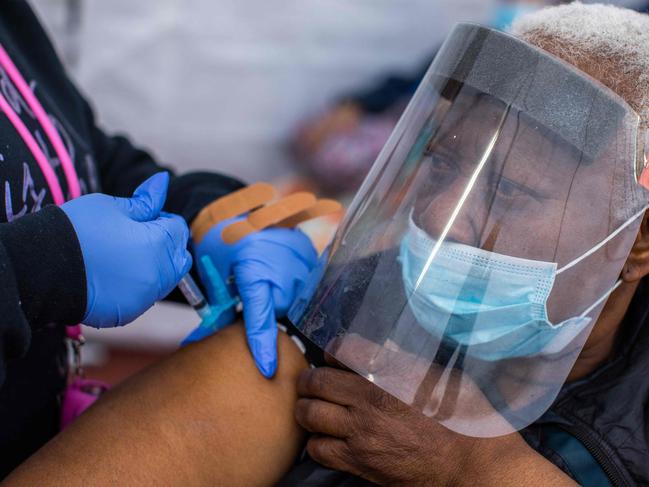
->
[512, 2, 649, 129]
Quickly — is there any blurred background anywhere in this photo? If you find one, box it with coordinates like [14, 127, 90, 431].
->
[28, 0, 649, 381]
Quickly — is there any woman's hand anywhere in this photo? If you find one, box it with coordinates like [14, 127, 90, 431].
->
[192, 220, 317, 378]
[62, 172, 192, 327]
[295, 334, 576, 486]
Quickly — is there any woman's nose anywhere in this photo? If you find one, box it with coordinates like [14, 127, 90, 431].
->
[416, 177, 486, 247]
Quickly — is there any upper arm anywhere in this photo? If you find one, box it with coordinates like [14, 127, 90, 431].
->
[4, 323, 308, 486]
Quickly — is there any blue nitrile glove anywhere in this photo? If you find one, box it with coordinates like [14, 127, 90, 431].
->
[62, 172, 192, 327]
[191, 218, 318, 378]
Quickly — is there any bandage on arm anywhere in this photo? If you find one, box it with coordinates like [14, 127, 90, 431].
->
[4, 323, 308, 486]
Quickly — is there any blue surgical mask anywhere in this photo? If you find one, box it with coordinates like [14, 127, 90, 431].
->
[491, 4, 538, 32]
[399, 214, 640, 361]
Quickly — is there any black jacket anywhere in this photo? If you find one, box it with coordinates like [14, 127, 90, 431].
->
[0, 0, 243, 476]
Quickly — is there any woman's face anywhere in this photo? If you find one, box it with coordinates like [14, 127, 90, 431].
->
[410, 90, 635, 321]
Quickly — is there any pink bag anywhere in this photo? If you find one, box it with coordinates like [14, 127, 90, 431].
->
[60, 379, 109, 429]
[60, 325, 110, 430]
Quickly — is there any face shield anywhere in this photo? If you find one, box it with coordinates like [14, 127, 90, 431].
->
[288, 24, 649, 438]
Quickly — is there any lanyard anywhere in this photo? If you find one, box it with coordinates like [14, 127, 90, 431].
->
[0, 42, 82, 340]
[0, 42, 81, 203]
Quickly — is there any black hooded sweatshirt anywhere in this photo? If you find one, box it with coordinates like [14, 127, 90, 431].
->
[0, 0, 243, 476]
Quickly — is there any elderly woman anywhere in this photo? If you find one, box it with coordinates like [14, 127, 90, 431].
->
[5, 3, 649, 486]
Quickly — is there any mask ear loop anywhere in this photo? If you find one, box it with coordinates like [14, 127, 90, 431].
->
[578, 280, 623, 319]
[555, 204, 647, 322]
[557, 205, 649, 275]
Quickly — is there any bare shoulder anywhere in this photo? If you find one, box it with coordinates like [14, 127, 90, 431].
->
[4, 322, 308, 487]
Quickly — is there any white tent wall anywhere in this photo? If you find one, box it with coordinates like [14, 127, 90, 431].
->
[29, 0, 497, 182]
[27, 0, 647, 182]
[24, 0, 643, 350]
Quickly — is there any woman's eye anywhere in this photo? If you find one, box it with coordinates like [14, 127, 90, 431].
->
[426, 154, 462, 195]
[429, 154, 458, 177]
[495, 178, 543, 204]
[497, 179, 521, 198]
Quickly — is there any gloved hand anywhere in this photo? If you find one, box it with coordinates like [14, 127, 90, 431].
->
[62, 172, 192, 328]
[193, 218, 318, 378]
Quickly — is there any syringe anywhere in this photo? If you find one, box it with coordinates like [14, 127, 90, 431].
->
[177, 256, 239, 343]
[177, 274, 213, 320]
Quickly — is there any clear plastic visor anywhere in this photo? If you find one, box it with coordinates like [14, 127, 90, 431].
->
[289, 54, 645, 437]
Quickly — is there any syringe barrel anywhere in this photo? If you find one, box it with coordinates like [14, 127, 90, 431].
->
[178, 275, 208, 312]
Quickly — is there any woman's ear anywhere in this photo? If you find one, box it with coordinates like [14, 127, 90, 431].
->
[622, 211, 649, 283]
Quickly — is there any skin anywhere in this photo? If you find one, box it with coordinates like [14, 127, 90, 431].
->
[415, 90, 630, 323]
[2, 323, 309, 487]
[296, 361, 578, 486]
